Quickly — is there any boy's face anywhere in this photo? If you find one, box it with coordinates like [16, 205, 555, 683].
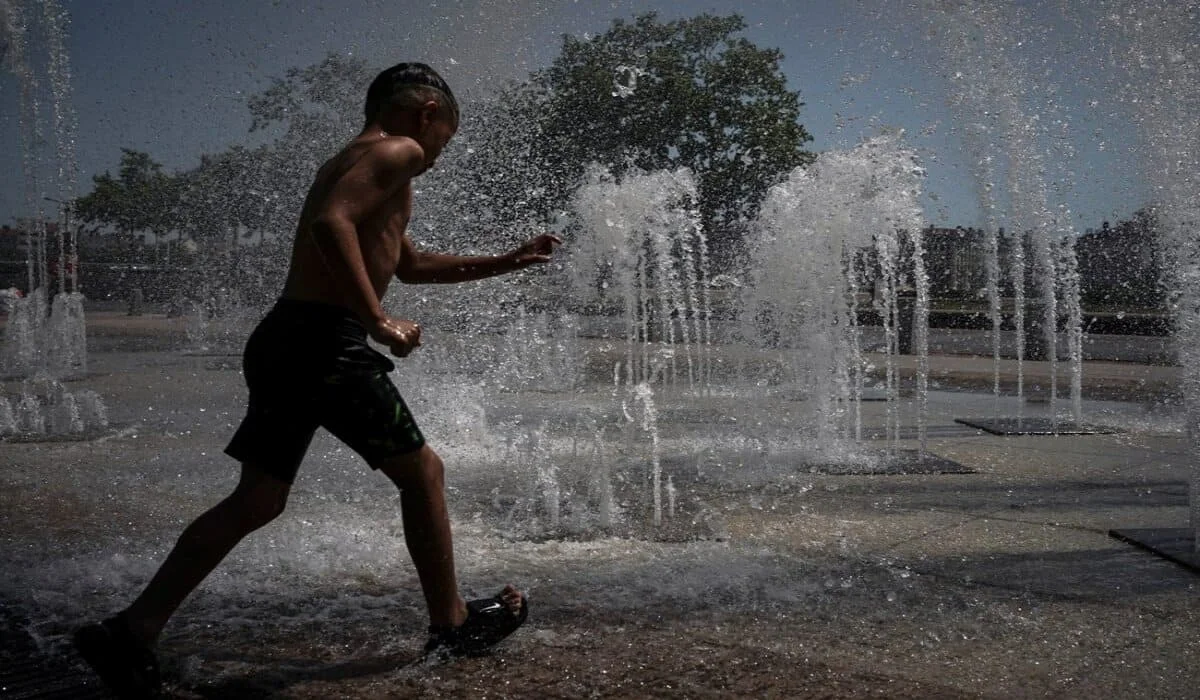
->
[418, 110, 457, 172]
[422, 114, 458, 171]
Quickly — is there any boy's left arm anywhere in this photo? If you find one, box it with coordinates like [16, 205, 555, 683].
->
[395, 233, 562, 284]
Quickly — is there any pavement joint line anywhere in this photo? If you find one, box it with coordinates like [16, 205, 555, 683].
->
[882, 505, 1120, 537]
[952, 513, 1115, 536]
[881, 518, 977, 551]
[898, 563, 1155, 605]
[879, 506, 1014, 551]
[948, 438, 1178, 460]
[1116, 452, 1190, 472]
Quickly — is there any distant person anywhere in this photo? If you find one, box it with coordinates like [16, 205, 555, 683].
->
[74, 62, 559, 697]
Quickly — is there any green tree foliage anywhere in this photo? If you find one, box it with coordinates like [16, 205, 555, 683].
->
[246, 52, 372, 138]
[175, 145, 282, 247]
[73, 14, 815, 268]
[74, 149, 178, 240]
[517, 12, 815, 259]
[212, 53, 374, 245]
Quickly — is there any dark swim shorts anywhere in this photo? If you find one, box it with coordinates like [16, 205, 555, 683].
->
[224, 299, 426, 483]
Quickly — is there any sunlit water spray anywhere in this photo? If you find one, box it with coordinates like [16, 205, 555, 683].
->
[6, 5, 1196, 687]
[741, 133, 931, 463]
[571, 166, 712, 392]
[1103, 0, 1200, 539]
[924, 0, 1087, 428]
[559, 166, 715, 530]
[0, 0, 102, 438]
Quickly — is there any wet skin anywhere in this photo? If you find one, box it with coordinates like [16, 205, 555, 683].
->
[119, 100, 554, 645]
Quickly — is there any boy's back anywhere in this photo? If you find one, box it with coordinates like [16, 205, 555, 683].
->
[282, 134, 423, 328]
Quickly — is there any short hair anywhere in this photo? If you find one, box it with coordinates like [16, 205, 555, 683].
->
[364, 62, 459, 126]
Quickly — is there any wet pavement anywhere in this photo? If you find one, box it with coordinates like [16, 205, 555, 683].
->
[1, 316, 1198, 698]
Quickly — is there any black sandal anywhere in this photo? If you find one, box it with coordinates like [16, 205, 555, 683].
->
[424, 592, 529, 660]
[73, 612, 162, 699]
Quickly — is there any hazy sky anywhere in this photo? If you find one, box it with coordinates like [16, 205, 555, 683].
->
[0, 0, 1162, 231]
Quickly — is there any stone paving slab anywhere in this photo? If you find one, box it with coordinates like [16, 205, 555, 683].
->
[1, 342, 1199, 698]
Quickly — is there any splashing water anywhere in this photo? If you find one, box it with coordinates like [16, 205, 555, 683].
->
[1103, 0, 1200, 538]
[924, 0, 1087, 429]
[741, 133, 930, 462]
[8, 8, 1200, 694]
[1, 0, 87, 403]
[611, 64, 647, 98]
[0, 373, 107, 438]
[570, 166, 712, 392]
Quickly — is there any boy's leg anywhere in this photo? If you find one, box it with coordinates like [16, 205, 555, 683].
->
[120, 463, 291, 646]
[317, 357, 524, 636]
[378, 446, 469, 627]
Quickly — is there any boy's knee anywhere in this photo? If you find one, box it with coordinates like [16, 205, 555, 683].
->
[229, 491, 287, 529]
[226, 462, 292, 527]
[380, 445, 443, 493]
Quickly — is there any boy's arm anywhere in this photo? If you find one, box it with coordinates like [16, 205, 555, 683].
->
[310, 139, 424, 324]
[395, 233, 562, 284]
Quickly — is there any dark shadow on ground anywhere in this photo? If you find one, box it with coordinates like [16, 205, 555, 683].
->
[825, 478, 1187, 513]
[176, 651, 414, 698]
[907, 546, 1200, 599]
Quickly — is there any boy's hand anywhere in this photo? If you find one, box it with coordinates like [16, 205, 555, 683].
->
[509, 234, 563, 267]
[372, 317, 422, 358]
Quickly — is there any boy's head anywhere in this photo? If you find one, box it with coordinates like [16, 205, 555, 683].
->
[365, 62, 459, 166]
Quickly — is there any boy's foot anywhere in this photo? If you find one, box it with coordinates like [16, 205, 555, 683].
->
[424, 585, 528, 661]
[73, 612, 162, 699]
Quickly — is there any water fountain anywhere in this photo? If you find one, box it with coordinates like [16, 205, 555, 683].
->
[0, 0, 105, 440]
[569, 165, 712, 393]
[3, 3, 1200, 696]
[1104, 0, 1200, 569]
[456, 165, 718, 537]
[921, 1, 1095, 437]
[738, 133, 947, 471]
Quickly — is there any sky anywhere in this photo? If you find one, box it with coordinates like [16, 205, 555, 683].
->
[0, 0, 1168, 233]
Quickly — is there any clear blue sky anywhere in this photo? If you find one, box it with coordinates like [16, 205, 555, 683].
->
[0, 0, 1154, 231]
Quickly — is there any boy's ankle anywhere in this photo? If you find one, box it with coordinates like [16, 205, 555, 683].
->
[115, 610, 159, 648]
[430, 597, 469, 628]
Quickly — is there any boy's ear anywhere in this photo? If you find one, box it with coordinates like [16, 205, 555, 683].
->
[420, 100, 440, 127]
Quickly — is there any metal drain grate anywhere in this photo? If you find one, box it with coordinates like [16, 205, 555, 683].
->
[0, 657, 110, 699]
[1, 611, 111, 699]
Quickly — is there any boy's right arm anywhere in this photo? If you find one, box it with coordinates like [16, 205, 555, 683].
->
[310, 140, 424, 354]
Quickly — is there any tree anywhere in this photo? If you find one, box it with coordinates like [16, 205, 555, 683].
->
[74, 149, 180, 254]
[71, 12, 817, 274]
[522, 12, 815, 260]
[246, 52, 372, 139]
[227, 53, 373, 247]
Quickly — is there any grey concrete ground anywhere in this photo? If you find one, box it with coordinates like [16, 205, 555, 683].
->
[1, 314, 1198, 698]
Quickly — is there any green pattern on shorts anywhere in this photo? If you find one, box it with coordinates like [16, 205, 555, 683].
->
[320, 367, 425, 461]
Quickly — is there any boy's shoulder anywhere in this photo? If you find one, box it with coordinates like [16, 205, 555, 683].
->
[315, 136, 424, 190]
[348, 135, 424, 172]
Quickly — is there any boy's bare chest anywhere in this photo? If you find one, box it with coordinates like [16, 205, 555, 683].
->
[381, 185, 413, 231]
[360, 193, 411, 264]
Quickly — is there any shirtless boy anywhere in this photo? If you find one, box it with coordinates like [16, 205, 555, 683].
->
[75, 62, 559, 697]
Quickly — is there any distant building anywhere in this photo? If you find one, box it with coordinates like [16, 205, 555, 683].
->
[923, 226, 989, 298]
[0, 224, 22, 261]
[919, 219, 1163, 310]
[1076, 211, 1163, 309]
